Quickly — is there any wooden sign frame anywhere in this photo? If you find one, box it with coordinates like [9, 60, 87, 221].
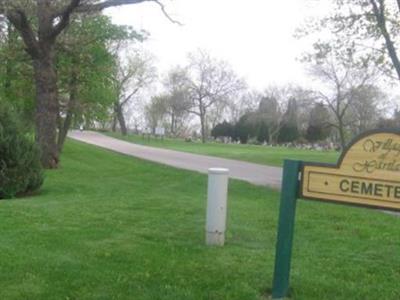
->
[271, 129, 400, 299]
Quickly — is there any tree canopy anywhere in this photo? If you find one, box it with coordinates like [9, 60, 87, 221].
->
[0, 0, 174, 168]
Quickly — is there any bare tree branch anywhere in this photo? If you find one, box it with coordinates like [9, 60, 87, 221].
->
[50, 0, 81, 39]
[77, 0, 147, 12]
[120, 87, 140, 106]
[153, 0, 183, 25]
[76, 0, 182, 25]
[6, 9, 39, 57]
[369, 0, 400, 81]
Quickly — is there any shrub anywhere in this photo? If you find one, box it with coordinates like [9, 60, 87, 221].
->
[234, 113, 259, 144]
[211, 121, 233, 139]
[278, 122, 299, 143]
[256, 121, 269, 143]
[0, 106, 44, 199]
[306, 124, 331, 142]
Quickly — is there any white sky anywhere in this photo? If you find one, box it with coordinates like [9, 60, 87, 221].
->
[106, 0, 329, 91]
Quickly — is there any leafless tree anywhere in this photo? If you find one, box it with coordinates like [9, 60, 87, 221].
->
[185, 50, 246, 143]
[311, 54, 380, 148]
[348, 84, 387, 135]
[227, 90, 262, 123]
[144, 94, 167, 133]
[161, 66, 192, 136]
[289, 86, 317, 135]
[258, 86, 292, 144]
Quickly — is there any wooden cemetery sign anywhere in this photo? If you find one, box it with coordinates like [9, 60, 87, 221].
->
[271, 130, 400, 299]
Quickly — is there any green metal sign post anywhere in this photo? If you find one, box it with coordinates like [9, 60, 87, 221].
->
[271, 130, 400, 299]
[272, 160, 301, 299]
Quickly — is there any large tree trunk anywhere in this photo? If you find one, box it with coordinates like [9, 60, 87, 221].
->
[115, 103, 127, 135]
[33, 48, 59, 169]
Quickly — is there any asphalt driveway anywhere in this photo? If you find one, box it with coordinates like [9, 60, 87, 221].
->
[68, 131, 283, 188]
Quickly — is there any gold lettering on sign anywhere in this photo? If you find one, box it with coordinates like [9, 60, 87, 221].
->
[352, 138, 400, 173]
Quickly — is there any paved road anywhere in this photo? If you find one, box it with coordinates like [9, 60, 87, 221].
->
[68, 131, 283, 188]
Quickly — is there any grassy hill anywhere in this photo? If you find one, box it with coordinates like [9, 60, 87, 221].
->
[0, 140, 398, 299]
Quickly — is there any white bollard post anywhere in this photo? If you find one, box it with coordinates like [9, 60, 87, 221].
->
[206, 168, 229, 246]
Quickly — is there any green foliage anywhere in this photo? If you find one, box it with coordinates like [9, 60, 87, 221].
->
[0, 15, 141, 130]
[278, 123, 299, 143]
[306, 103, 331, 142]
[57, 14, 144, 127]
[0, 24, 35, 125]
[211, 121, 233, 139]
[256, 121, 269, 143]
[278, 98, 299, 143]
[0, 106, 43, 199]
[306, 125, 327, 142]
[234, 113, 270, 144]
[234, 113, 258, 143]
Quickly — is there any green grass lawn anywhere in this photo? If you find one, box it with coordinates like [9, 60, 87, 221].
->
[105, 132, 339, 167]
[0, 140, 399, 299]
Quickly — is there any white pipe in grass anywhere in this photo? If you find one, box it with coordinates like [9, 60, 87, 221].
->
[206, 168, 229, 246]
